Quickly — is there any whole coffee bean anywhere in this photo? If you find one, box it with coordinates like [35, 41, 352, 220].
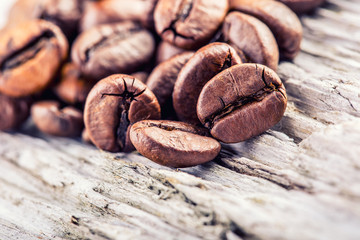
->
[278, 0, 325, 14]
[154, 0, 229, 49]
[31, 100, 84, 137]
[0, 20, 68, 97]
[72, 22, 155, 80]
[0, 94, 31, 131]
[130, 120, 221, 168]
[54, 63, 94, 105]
[84, 74, 161, 152]
[230, 0, 302, 60]
[80, 0, 158, 31]
[173, 42, 242, 124]
[147, 51, 194, 107]
[197, 64, 287, 143]
[222, 12, 279, 71]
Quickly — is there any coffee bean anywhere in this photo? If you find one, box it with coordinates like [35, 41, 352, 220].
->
[80, 0, 158, 31]
[197, 63, 287, 143]
[84, 74, 161, 152]
[173, 42, 242, 124]
[130, 120, 221, 168]
[222, 12, 279, 71]
[0, 20, 68, 97]
[230, 0, 302, 60]
[54, 63, 94, 105]
[154, 0, 229, 49]
[0, 94, 31, 131]
[278, 0, 325, 14]
[31, 100, 84, 137]
[72, 22, 155, 80]
[147, 51, 194, 107]
[156, 41, 186, 64]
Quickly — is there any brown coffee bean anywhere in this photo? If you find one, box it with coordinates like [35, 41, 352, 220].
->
[0, 94, 31, 131]
[154, 0, 229, 49]
[0, 20, 68, 97]
[80, 0, 158, 31]
[278, 0, 325, 14]
[156, 41, 186, 64]
[222, 12, 279, 71]
[197, 64, 287, 143]
[230, 0, 302, 60]
[84, 74, 161, 152]
[130, 120, 221, 168]
[147, 51, 194, 107]
[54, 63, 94, 105]
[72, 22, 155, 80]
[173, 42, 242, 124]
[31, 100, 84, 137]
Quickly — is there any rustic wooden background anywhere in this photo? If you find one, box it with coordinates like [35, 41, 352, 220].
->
[1, 0, 360, 239]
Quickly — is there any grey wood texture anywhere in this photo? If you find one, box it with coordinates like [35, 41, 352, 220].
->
[0, 0, 360, 239]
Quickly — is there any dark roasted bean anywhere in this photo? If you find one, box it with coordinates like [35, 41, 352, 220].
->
[197, 63, 287, 143]
[154, 0, 229, 49]
[130, 120, 221, 168]
[84, 74, 161, 152]
[230, 0, 303, 60]
[173, 42, 242, 124]
[0, 20, 68, 97]
[222, 12, 279, 71]
[72, 22, 155, 80]
[31, 100, 84, 137]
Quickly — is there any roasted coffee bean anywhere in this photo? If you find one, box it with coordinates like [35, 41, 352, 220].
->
[147, 51, 194, 107]
[173, 42, 242, 124]
[81, 0, 158, 31]
[84, 74, 161, 152]
[0, 20, 68, 97]
[72, 22, 155, 80]
[0, 94, 31, 131]
[222, 12, 279, 71]
[31, 100, 84, 137]
[156, 41, 186, 64]
[278, 0, 325, 14]
[154, 0, 229, 49]
[197, 63, 287, 143]
[130, 120, 221, 168]
[6, 0, 82, 39]
[54, 63, 94, 105]
[230, 0, 302, 60]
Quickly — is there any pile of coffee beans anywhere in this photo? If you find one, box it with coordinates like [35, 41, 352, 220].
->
[0, 0, 325, 168]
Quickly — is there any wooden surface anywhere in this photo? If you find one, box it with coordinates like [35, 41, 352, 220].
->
[1, 0, 360, 239]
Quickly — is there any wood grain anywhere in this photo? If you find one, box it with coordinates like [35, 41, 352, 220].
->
[1, 0, 360, 239]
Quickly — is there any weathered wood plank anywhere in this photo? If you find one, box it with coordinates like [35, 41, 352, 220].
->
[1, 0, 360, 239]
